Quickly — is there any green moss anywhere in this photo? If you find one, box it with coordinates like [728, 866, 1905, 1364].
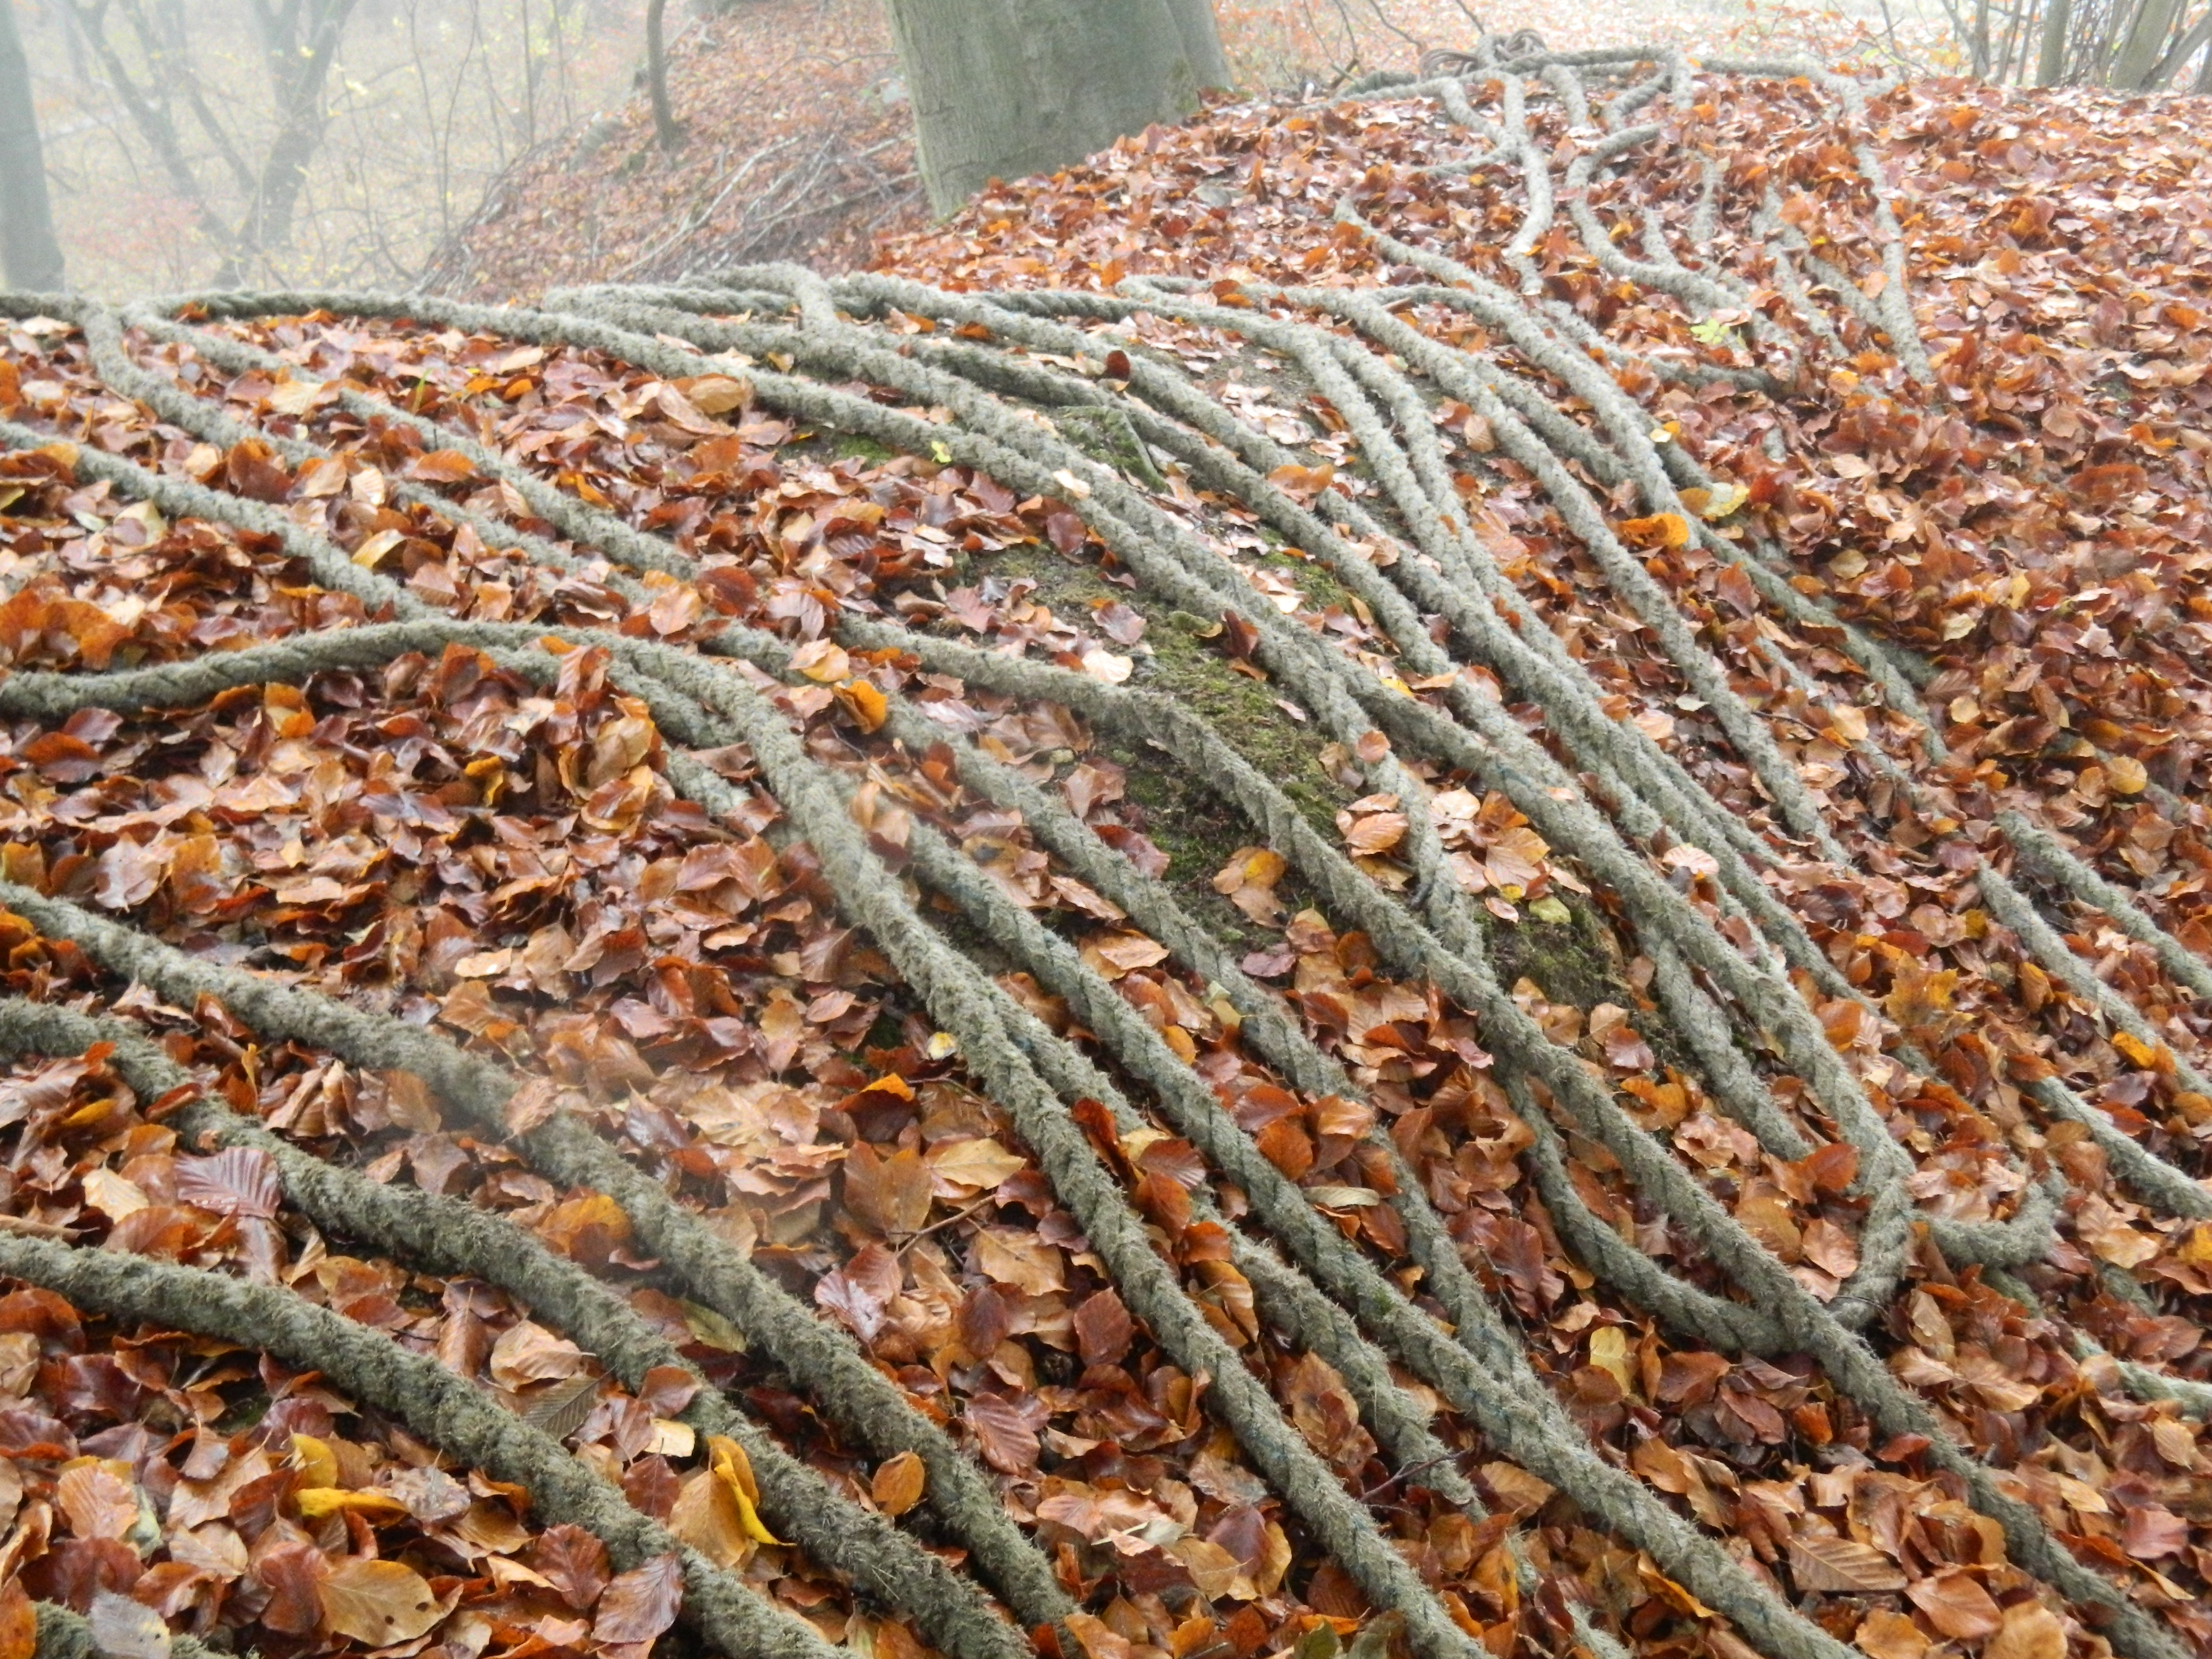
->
[1138, 608, 1344, 838]
[1051, 406, 1166, 490]
[1485, 892, 1696, 1075]
[1486, 892, 1628, 1009]
[961, 543, 1348, 949]
[834, 432, 898, 464]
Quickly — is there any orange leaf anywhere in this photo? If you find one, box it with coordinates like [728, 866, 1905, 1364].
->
[871, 1450, 927, 1517]
[1619, 512, 1691, 549]
[836, 678, 889, 733]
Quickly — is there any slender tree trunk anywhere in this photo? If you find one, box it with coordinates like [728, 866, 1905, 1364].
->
[884, 0, 1228, 217]
[2112, 0, 2186, 83]
[646, 0, 680, 150]
[1, 0, 67, 289]
[215, 0, 359, 285]
[2035, 0, 2074, 82]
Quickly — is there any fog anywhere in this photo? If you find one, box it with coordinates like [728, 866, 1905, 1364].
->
[5, 0, 642, 298]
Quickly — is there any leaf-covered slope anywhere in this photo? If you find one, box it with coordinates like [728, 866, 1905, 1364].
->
[3, 44, 2212, 1659]
[420, 0, 920, 302]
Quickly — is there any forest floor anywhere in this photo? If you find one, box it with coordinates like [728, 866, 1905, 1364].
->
[5, 31, 2212, 1659]
[426, 0, 1943, 302]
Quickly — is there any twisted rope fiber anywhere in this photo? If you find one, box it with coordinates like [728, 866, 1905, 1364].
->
[542, 276, 1929, 1217]
[8, 303, 2150, 1659]
[0, 991, 1028, 1659]
[398, 61, 2194, 1636]
[1734, 648, 2212, 1402]
[577, 273, 1824, 948]
[2002, 812, 2212, 1005]
[46, 303, 1556, 1607]
[0, 625, 1857, 1659]
[732, 270, 1971, 1333]
[0, 1232, 853, 1659]
[39, 294, 1665, 1544]
[0, 603, 1494, 1659]
[542, 281, 1962, 1371]
[39, 285, 2141, 1654]
[752, 272, 1911, 1018]
[0, 394, 1075, 1634]
[1976, 863, 2212, 1109]
[0, 613, 1579, 1644]
[831, 628, 2185, 1659]
[4, 325, 1884, 1659]
[4, 91, 2194, 1654]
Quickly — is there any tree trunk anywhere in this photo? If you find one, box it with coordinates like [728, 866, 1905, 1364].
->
[0, 0, 67, 290]
[214, 0, 359, 286]
[646, 0, 682, 150]
[2035, 0, 2074, 82]
[1164, 0, 1232, 90]
[2112, 0, 2186, 82]
[884, 0, 1228, 217]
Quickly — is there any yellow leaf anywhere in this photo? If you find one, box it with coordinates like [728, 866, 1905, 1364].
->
[671, 1467, 751, 1567]
[351, 528, 405, 569]
[1588, 1326, 1633, 1395]
[294, 1487, 412, 1523]
[2113, 1030, 2164, 1070]
[290, 1433, 339, 1490]
[708, 1435, 786, 1544]
[791, 639, 852, 683]
[1697, 482, 1750, 520]
[320, 1557, 446, 1644]
[2105, 754, 2147, 794]
[1620, 512, 1692, 550]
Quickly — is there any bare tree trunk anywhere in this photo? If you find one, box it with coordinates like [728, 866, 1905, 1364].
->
[1, 0, 67, 289]
[1164, 0, 1232, 89]
[884, 0, 1228, 217]
[645, 0, 681, 150]
[216, 0, 359, 284]
[2113, 0, 2187, 83]
[66, 0, 238, 259]
[2035, 0, 2074, 82]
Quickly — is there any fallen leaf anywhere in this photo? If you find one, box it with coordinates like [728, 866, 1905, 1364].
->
[320, 1557, 446, 1645]
[872, 1451, 926, 1517]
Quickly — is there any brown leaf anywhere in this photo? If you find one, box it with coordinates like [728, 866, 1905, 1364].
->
[592, 1552, 684, 1644]
[844, 1142, 934, 1236]
[531, 1523, 611, 1610]
[1789, 1534, 1906, 1593]
[174, 1147, 283, 1220]
[1855, 1610, 1927, 1659]
[1074, 1288, 1135, 1367]
[408, 449, 480, 484]
[1985, 1602, 2066, 1659]
[871, 1451, 926, 1518]
[964, 1392, 1040, 1475]
[489, 1320, 586, 1388]
[0, 1579, 34, 1659]
[1906, 1568, 2002, 1641]
[55, 1461, 138, 1542]
[320, 1557, 446, 1645]
[256, 1541, 329, 1634]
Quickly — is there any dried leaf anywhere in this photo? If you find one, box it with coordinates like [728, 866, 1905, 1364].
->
[320, 1557, 446, 1645]
[592, 1552, 684, 1644]
[873, 1451, 926, 1517]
